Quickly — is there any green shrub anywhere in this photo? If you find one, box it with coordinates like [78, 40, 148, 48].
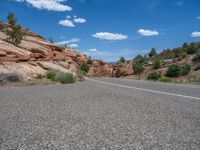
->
[46, 69, 57, 80]
[132, 62, 144, 80]
[55, 72, 75, 83]
[180, 63, 191, 76]
[147, 71, 160, 80]
[80, 62, 90, 73]
[195, 49, 200, 62]
[7, 12, 17, 26]
[76, 69, 84, 81]
[148, 48, 157, 57]
[152, 57, 161, 69]
[166, 64, 181, 77]
[119, 56, 125, 63]
[133, 55, 147, 64]
[159, 76, 172, 82]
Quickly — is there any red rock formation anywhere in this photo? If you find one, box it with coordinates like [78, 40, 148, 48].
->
[0, 22, 112, 80]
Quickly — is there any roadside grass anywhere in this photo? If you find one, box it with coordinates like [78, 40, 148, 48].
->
[45, 69, 75, 84]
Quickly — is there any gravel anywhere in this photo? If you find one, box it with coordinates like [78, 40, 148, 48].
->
[0, 78, 200, 149]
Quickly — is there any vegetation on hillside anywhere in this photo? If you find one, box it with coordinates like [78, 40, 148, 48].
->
[5, 12, 25, 45]
[116, 41, 200, 83]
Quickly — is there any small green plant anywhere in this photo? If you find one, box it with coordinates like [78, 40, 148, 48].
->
[76, 69, 84, 81]
[147, 71, 160, 80]
[5, 12, 25, 45]
[152, 57, 162, 69]
[194, 49, 200, 62]
[180, 63, 191, 76]
[55, 72, 75, 83]
[7, 12, 17, 26]
[46, 69, 57, 80]
[133, 55, 147, 64]
[132, 62, 144, 80]
[119, 56, 126, 63]
[148, 48, 157, 57]
[80, 62, 90, 74]
[166, 64, 181, 77]
[159, 76, 172, 82]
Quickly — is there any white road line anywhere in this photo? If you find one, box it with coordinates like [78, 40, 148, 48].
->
[87, 78, 200, 100]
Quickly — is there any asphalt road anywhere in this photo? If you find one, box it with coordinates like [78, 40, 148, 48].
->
[0, 78, 200, 150]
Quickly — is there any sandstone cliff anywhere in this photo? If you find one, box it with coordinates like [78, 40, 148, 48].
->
[0, 22, 112, 80]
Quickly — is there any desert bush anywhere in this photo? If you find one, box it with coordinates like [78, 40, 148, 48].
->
[118, 56, 126, 63]
[159, 76, 172, 82]
[0, 73, 22, 84]
[148, 48, 157, 57]
[187, 42, 198, 54]
[76, 69, 84, 81]
[180, 63, 191, 76]
[80, 62, 90, 73]
[187, 71, 200, 83]
[133, 55, 147, 64]
[166, 64, 181, 77]
[5, 12, 25, 45]
[153, 57, 162, 69]
[147, 71, 160, 80]
[55, 72, 75, 83]
[194, 49, 200, 62]
[132, 62, 144, 80]
[46, 69, 57, 80]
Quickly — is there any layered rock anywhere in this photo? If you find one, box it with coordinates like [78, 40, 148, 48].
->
[0, 22, 112, 80]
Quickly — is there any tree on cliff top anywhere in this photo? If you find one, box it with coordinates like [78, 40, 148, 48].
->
[6, 12, 25, 45]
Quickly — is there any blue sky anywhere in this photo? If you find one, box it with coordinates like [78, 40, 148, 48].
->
[0, 0, 200, 62]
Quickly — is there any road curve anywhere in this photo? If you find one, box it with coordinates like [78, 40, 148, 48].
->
[0, 78, 200, 149]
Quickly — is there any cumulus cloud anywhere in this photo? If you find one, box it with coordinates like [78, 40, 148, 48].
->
[15, 0, 72, 11]
[138, 29, 159, 36]
[55, 38, 80, 45]
[191, 31, 200, 37]
[92, 32, 128, 40]
[59, 19, 75, 27]
[89, 48, 98, 52]
[74, 18, 87, 23]
[68, 43, 79, 48]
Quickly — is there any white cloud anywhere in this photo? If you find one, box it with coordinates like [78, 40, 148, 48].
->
[191, 31, 200, 37]
[92, 32, 128, 40]
[138, 29, 159, 36]
[55, 38, 80, 45]
[59, 19, 75, 27]
[89, 48, 98, 52]
[68, 43, 79, 48]
[15, 0, 72, 11]
[74, 18, 87, 24]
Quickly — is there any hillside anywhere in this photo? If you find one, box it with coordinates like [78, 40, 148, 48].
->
[112, 42, 200, 84]
[0, 22, 112, 82]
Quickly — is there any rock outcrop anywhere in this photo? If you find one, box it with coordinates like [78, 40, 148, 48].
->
[0, 22, 112, 80]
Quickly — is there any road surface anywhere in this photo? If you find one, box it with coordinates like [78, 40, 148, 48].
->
[0, 77, 200, 149]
